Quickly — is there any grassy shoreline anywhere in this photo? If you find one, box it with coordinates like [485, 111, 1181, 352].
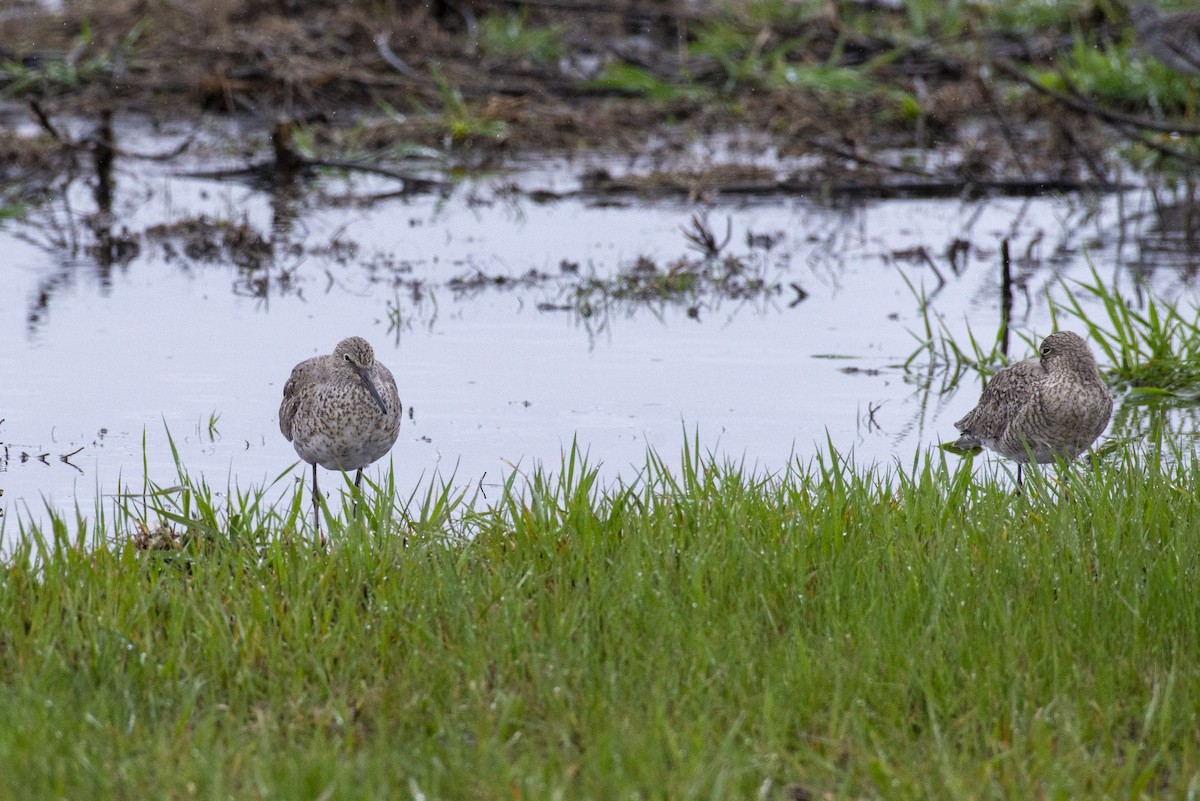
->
[1, 439, 1197, 799]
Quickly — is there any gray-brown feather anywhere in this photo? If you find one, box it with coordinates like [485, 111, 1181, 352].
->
[279, 337, 402, 471]
[953, 331, 1112, 465]
[279, 356, 322, 443]
[953, 359, 1043, 449]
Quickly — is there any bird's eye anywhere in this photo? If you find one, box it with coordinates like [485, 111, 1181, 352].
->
[343, 354, 352, 363]
[1041, 346, 1050, 355]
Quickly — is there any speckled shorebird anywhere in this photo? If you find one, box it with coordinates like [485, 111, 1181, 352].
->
[953, 331, 1112, 487]
[280, 336, 402, 538]
[1130, 4, 1200, 77]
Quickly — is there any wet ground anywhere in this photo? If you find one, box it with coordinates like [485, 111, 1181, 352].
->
[2, 113, 1195, 539]
[3, 1, 1200, 539]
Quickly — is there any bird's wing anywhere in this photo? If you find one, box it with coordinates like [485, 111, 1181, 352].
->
[954, 358, 1043, 441]
[377, 363, 402, 419]
[279, 358, 317, 441]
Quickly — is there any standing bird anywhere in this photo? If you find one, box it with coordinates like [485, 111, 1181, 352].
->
[280, 336, 402, 539]
[953, 331, 1113, 487]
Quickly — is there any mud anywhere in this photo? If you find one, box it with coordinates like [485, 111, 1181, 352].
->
[0, 0, 1164, 203]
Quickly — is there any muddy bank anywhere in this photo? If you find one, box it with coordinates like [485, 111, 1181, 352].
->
[1, 0, 1190, 203]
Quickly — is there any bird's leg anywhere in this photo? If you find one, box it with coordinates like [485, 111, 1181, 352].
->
[353, 468, 364, 517]
[313, 462, 326, 548]
[1016, 463, 1024, 490]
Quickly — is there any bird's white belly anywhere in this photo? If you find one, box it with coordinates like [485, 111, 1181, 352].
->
[292, 417, 397, 471]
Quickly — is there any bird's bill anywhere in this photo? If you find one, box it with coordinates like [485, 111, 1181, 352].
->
[357, 369, 389, 415]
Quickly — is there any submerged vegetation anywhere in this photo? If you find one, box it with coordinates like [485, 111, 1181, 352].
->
[2, 435, 1199, 798]
[903, 258, 1200, 404]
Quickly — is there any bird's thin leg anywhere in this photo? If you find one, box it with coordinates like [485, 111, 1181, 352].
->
[1016, 463, 1024, 490]
[313, 462, 326, 547]
[353, 468, 363, 517]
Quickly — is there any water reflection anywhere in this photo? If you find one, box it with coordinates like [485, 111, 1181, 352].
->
[1108, 394, 1200, 455]
[4, 129, 1200, 535]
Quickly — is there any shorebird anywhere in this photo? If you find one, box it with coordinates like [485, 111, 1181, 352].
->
[1130, 4, 1200, 77]
[953, 331, 1113, 487]
[280, 336, 402, 539]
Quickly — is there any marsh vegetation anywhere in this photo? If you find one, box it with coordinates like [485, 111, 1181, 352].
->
[4, 0, 1200, 797]
[3, 430, 1199, 799]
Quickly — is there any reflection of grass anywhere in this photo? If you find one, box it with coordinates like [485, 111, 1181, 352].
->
[6, 435, 1200, 797]
[577, 257, 699, 303]
[1105, 392, 1200, 457]
[439, 225, 794, 329]
[899, 266, 1008, 388]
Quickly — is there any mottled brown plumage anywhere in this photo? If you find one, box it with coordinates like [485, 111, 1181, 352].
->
[954, 331, 1112, 485]
[280, 336, 401, 537]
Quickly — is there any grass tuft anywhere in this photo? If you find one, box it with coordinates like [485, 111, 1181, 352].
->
[1055, 264, 1200, 401]
[903, 258, 1200, 409]
[2, 433, 1200, 797]
[477, 9, 565, 66]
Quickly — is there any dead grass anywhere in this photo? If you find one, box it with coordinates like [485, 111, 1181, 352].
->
[0, 0, 1173, 194]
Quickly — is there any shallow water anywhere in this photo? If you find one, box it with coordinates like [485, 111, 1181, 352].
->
[1, 129, 1195, 540]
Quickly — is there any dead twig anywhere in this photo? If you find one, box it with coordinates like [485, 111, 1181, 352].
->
[374, 33, 417, 77]
[973, 73, 1031, 181]
[802, 137, 936, 179]
[681, 212, 731, 258]
[308, 158, 449, 191]
[992, 57, 1200, 136]
[178, 121, 448, 191]
[28, 99, 62, 142]
[1051, 117, 1109, 184]
[30, 101, 196, 161]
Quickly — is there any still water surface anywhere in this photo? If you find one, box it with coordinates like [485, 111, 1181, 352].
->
[0, 146, 1190, 539]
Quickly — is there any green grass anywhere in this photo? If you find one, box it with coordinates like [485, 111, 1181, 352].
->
[980, 0, 1093, 33]
[1055, 267, 1200, 401]
[2, 434, 1200, 799]
[902, 259, 1200, 406]
[0, 15, 148, 98]
[587, 62, 713, 102]
[1045, 34, 1195, 118]
[430, 68, 509, 145]
[477, 9, 565, 66]
[589, 4, 898, 104]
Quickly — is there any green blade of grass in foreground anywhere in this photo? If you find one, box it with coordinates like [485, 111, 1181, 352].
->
[0, 435, 1198, 800]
